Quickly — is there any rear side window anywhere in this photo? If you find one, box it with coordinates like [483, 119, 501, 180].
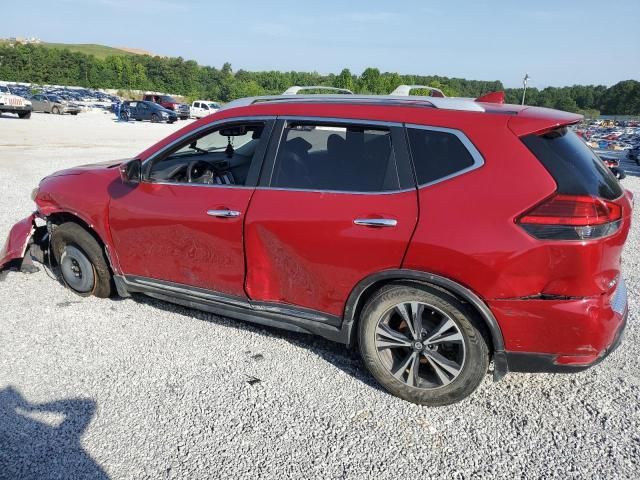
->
[271, 123, 400, 192]
[407, 127, 479, 185]
[522, 128, 622, 200]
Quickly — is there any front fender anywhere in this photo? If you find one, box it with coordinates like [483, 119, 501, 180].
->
[0, 214, 36, 271]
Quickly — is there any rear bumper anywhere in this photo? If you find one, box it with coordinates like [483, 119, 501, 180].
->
[491, 279, 628, 373]
[505, 306, 627, 373]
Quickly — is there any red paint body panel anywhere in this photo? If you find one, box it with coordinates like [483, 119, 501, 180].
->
[0, 214, 35, 268]
[489, 293, 624, 356]
[108, 182, 252, 296]
[403, 122, 632, 300]
[35, 167, 121, 269]
[244, 189, 418, 316]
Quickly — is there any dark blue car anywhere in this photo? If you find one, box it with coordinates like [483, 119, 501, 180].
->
[122, 100, 177, 123]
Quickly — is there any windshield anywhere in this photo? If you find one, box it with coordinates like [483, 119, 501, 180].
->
[48, 95, 63, 102]
[160, 96, 176, 103]
[0, 85, 10, 94]
[208, 103, 220, 109]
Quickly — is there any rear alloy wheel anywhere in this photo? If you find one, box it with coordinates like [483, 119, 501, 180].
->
[359, 285, 489, 406]
[52, 106, 61, 115]
[51, 222, 113, 298]
[151, 113, 160, 123]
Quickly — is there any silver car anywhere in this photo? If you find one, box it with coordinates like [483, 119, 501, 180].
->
[30, 94, 81, 115]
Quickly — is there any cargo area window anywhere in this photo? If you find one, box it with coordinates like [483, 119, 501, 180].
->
[522, 127, 623, 200]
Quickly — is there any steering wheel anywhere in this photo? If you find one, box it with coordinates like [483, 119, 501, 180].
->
[187, 160, 213, 183]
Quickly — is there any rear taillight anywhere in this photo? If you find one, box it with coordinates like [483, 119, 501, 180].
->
[517, 194, 622, 240]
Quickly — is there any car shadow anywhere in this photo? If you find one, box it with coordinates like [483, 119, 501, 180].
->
[0, 386, 108, 479]
[129, 294, 388, 394]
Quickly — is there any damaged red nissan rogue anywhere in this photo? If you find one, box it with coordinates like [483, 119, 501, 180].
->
[0, 89, 632, 405]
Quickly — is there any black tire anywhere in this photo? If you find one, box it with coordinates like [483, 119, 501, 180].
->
[358, 284, 489, 406]
[52, 106, 61, 115]
[51, 222, 113, 298]
[71, 112, 79, 116]
[18, 111, 31, 119]
[151, 113, 160, 123]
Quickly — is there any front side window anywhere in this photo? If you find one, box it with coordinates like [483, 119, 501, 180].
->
[147, 122, 266, 186]
[271, 122, 400, 192]
[407, 127, 479, 186]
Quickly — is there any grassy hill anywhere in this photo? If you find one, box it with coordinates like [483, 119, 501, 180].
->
[40, 43, 138, 59]
[0, 40, 141, 59]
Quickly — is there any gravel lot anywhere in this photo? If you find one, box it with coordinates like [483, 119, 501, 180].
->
[0, 111, 639, 479]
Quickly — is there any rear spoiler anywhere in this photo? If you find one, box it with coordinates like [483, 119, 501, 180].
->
[475, 91, 505, 104]
[508, 107, 583, 137]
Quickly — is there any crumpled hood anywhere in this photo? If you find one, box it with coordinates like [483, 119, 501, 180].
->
[46, 158, 129, 178]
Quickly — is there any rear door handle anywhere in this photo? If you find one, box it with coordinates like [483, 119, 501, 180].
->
[353, 218, 397, 227]
[207, 209, 241, 218]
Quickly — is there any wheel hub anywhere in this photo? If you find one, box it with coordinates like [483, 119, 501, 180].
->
[374, 301, 466, 389]
[60, 245, 95, 294]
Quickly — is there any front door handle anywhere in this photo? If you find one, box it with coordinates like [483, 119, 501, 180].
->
[353, 218, 397, 227]
[207, 209, 241, 218]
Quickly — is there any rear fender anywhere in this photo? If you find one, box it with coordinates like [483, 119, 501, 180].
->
[0, 214, 36, 271]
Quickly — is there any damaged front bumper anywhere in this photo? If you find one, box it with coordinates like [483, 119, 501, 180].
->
[0, 213, 49, 274]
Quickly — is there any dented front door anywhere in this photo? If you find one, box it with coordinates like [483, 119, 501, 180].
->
[108, 183, 252, 297]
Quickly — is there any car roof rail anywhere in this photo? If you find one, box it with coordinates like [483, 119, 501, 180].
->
[282, 86, 354, 95]
[389, 85, 446, 97]
[221, 94, 486, 113]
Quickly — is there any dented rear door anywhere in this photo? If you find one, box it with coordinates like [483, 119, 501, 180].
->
[244, 118, 418, 317]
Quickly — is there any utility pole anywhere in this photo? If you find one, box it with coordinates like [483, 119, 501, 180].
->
[521, 73, 530, 105]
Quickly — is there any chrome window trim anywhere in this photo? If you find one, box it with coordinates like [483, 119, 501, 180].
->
[148, 181, 255, 190]
[279, 115, 402, 128]
[404, 123, 485, 189]
[266, 115, 407, 195]
[254, 186, 416, 196]
[141, 115, 276, 184]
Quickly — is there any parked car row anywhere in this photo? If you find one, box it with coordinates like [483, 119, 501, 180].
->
[4, 83, 119, 104]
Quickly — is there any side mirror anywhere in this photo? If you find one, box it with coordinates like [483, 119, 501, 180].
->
[120, 159, 142, 184]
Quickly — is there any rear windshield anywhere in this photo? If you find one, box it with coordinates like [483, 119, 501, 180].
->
[522, 128, 623, 200]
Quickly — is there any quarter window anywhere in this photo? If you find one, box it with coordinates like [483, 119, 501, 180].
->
[271, 122, 400, 192]
[407, 127, 478, 185]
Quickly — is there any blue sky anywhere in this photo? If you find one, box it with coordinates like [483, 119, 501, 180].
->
[2, 0, 639, 88]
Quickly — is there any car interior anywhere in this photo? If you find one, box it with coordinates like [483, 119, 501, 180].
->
[272, 124, 400, 192]
[148, 123, 264, 185]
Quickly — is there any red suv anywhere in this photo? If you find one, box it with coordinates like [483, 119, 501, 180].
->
[0, 91, 631, 405]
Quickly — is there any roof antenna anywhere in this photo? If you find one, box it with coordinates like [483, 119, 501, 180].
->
[521, 73, 530, 105]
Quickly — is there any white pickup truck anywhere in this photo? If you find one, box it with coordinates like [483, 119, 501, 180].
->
[190, 100, 221, 119]
[0, 85, 32, 119]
